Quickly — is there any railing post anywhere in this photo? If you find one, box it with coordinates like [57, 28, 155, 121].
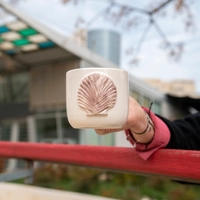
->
[24, 160, 34, 184]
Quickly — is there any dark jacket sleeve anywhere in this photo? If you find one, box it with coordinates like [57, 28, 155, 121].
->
[156, 112, 200, 150]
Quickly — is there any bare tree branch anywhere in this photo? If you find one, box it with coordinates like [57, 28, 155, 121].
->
[153, 18, 185, 61]
[82, 0, 189, 64]
[129, 20, 152, 65]
[135, 21, 152, 54]
[150, 0, 175, 14]
[86, 2, 114, 26]
[3, 0, 197, 65]
[110, 1, 150, 15]
[152, 18, 172, 48]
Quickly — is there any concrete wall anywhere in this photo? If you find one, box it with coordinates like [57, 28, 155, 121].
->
[30, 60, 80, 111]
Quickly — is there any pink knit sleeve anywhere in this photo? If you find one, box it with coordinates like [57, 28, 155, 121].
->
[125, 107, 170, 160]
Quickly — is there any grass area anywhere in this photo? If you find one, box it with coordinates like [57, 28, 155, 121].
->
[13, 163, 200, 200]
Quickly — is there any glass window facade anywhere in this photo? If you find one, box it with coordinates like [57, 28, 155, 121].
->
[0, 72, 29, 104]
[130, 90, 139, 103]
[130, 88, 162, 115]
[143, 96, 151, 108]
[152, 101, 161, 115]
[35, 112, 79, 144]
[19, 122, 28, 142]
[0, 122, 11, 141]
[36, 118, 57, 143]
[0, 76, 5, 103]
[62, 117, 79, 144]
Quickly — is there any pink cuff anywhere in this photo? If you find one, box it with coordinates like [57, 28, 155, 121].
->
[125, 107, 170, 160]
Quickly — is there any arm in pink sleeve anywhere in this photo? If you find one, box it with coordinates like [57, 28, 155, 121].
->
[125, 107, 170, 160]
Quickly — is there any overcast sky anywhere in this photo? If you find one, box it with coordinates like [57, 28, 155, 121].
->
[10, 0, 200, 92]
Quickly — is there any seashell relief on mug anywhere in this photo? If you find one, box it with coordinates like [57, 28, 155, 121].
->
[77, 72, 117, 116]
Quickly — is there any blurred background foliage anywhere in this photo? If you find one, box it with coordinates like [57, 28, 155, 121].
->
[15, 163, 199, 200]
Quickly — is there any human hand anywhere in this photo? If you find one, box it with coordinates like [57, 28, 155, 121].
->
[95, 96, 154, 144]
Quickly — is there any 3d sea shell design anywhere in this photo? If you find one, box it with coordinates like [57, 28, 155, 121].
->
[77, 72, 117, 116]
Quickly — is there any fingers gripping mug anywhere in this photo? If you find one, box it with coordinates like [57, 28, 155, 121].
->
[66, 68, 129, 129]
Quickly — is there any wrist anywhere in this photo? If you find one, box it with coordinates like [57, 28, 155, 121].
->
[131, 112, 151, 135]
[130, 111, 155, 144]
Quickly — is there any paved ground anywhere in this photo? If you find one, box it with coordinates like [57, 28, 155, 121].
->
[0, 183, 119, 200]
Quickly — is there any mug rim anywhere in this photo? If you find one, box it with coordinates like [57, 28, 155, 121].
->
[67, 67, 126, 73]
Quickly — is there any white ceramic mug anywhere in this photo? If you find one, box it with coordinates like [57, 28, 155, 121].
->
[66, 68, 129, 129]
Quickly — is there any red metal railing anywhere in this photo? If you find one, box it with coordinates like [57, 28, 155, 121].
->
[0, 141, 200, 183]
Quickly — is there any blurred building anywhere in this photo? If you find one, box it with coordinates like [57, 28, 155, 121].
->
[143, 79, 197, 96]
[0, 1, 199, 169]
[70, 29, 121, 66]
[87, 29, 121, 65]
